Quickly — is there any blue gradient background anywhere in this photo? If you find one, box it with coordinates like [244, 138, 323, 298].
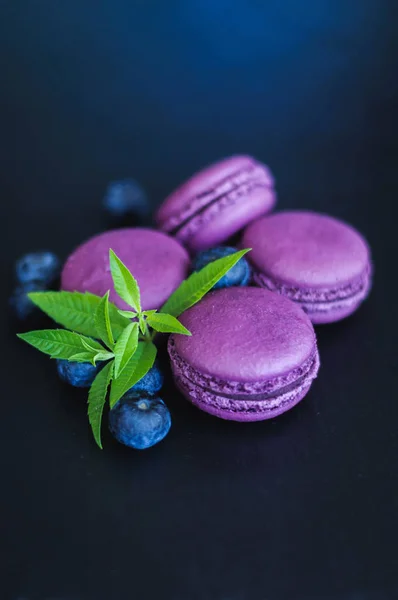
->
[0, 1, 396, 230]
[1, 2, 397, 600]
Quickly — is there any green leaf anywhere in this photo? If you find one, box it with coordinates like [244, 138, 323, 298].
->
[147, 313, 191, 336]
[109, 341, 156, 408]
[138, 314, 147, 336]
[17, 329, 103, 360]
[109, 249, 141, 312]
[117, 309, 137, 319]
[68, 351, 98, 364]
[94, 291, 114, 349]
[28, 291, 130, 339]
[160, 249, 251, 317]
[68, 350, 114, 365]
[80, 337, 107, 353]
[88, 360, 114, 449]
[92, 351, 115, 364]
[142, 310, 157, 317]
[113, 322, 139, 379]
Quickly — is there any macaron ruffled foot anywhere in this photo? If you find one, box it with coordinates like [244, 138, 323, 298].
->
[156, 155, 276, 252]
[242, 211, 372, 324]
[168, 287, 320, 421]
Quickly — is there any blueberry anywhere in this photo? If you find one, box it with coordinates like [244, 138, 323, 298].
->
[103, 179, 149, 219]
[16, 251, 60, 286]
[9, 281, 44, 319]
[56, 359, 100, 388]
[109, 396, 171, 449]
[192, 246, 251, 289]
[124, 360, 164, 398]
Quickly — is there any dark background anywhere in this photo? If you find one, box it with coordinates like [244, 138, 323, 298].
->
[1, 1, 397, 599]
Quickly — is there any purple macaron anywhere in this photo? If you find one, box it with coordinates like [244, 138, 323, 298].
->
[241, 211, 372, 324]
[168, 287, 319, 421]
[61, 228, 190, 311]
[155, 155, 276, 253]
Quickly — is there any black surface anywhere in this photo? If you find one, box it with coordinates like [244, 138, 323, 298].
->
[1, 2, 397, 599]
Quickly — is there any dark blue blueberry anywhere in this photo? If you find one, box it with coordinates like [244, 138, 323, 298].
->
[124, 360, 164, 398]
[16, 251, 60, 286]
[103, 179, 149, 219]
[56, 359, 100, 388]
[9, 281, 44, 319]
[192, 246, 251, 289]
[109, 396, 171, 450]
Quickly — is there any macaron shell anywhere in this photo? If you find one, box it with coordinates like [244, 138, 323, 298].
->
[156, 155, 274, 225]
[242, 211, 370, 289]
[173, 353, 319, 422]
[177, 186, 276, 253]
[306, 293, 370, 324]
[61, 228, 190, 311]
[173, 287, 316, 383]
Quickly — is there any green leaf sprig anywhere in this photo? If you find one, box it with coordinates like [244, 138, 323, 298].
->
[18, 247, 251, 448]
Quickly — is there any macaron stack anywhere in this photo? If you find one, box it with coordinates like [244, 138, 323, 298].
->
[59, 154, 372, 424]
[15, 153, 373, 449]
[153, 155, 372, 420]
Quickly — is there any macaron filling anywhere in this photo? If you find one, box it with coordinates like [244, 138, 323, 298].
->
[253, 263, 372, 317]
[162, 163, 273, 237]
[169, 338, 319, 418]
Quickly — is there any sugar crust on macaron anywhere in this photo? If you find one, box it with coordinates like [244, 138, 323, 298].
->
[242, 211, 372, 324]
[156, 155, 276, 252]
[169, 287, 320, 421]
[61, 228, 190, 311]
